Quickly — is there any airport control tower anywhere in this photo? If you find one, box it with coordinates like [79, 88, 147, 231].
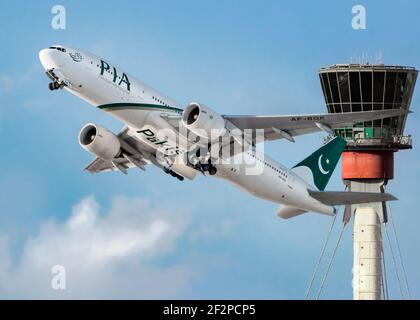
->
[318, 64, 417, 300]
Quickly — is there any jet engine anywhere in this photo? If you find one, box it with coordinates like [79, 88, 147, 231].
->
[182, 102, 226, 142]
[78, 123, 121, 159]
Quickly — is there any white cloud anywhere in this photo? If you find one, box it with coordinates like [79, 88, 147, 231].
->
[0, 195, 192, 299]
[189, 217, 234, 242]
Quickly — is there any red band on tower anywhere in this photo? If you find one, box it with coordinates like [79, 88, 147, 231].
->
[342, 151, 394, 180]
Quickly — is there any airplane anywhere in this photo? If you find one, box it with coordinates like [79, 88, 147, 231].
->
[39, 45, 402, 219]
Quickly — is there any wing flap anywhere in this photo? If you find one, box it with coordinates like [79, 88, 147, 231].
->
[84, 157, 134, 174]
[85, 158, 115, 173]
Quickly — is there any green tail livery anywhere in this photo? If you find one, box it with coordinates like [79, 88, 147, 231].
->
[293, 137, 347, 191]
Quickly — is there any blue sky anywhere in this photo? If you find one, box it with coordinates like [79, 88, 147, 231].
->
[0, 0, 419, 299]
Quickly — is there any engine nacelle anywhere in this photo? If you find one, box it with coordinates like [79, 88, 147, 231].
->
[79, 123, 121, 160]
[182, 102, 226, 142]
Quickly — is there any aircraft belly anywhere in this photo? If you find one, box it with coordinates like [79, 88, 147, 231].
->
[218, 164, 288, 204]
[217, 162, 332, 215]
[104, 108, 150, 129]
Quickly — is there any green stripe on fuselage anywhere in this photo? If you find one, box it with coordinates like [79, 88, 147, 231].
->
[97, 103, 183, 113]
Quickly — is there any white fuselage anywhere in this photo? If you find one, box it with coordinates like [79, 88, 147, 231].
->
[39, 46, 334, 215]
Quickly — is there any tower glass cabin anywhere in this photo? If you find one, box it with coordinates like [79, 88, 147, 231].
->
[319, 64, 417, 150]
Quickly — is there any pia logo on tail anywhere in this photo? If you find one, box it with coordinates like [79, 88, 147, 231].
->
[318, 154, 331, 175]
[293, 137, 347, 190]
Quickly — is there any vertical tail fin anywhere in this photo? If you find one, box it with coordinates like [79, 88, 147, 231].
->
[292, 137, 347, 191]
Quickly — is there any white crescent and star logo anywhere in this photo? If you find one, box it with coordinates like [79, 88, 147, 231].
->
[318, 154, 330, 175]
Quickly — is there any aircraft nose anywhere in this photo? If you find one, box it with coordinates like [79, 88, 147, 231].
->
[39, 48, 62, 70]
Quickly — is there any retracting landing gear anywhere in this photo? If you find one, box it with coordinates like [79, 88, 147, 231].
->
[194, 162, 218, 176]
[49, 81, 63, 91]
[163, 167, 184, 181]
[188, 146, 218, 176]
[45, 69, 65, 91]
[209, 166, 217, 176]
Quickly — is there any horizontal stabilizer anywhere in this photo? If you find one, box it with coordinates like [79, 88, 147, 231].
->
[277, 206, 308, 219]
[308, 190, 398, 206]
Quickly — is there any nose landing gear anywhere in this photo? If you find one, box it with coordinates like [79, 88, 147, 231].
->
[48, 81, 63, 91]
[45, 69, 65, 91]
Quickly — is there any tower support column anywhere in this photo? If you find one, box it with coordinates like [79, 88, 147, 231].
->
[353, 207, 382, 300]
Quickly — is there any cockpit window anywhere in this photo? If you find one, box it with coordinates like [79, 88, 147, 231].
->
[49, 46, 66, 52]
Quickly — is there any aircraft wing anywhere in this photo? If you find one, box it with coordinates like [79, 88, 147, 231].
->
[224, 109, 408, 142]
[84, 127, 151, 174]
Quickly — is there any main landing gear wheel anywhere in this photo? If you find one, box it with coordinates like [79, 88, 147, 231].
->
[209, 166, 217, 176]
[201, 164, 210, 172]
[49, 81, 62, 91]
